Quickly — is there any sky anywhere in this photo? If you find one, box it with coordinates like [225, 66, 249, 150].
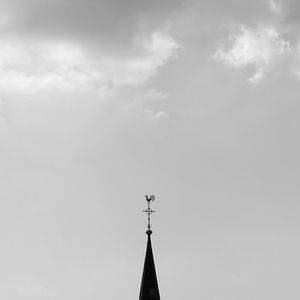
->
[0, 0, 300, 299]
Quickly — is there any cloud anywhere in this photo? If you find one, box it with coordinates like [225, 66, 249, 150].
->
[214, 25, 290, 83]
[142, 89, 167, 101]
[0, 0, 182, 95]
[269, 0, 282, 15]
[0, 0, 184, 50]
[0, 40, 94, 93]
[0, 32, 180, 93]
[112, 32, 180, 86]
[143, 109, 169, 120]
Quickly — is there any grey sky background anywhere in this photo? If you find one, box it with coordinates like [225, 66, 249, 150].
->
[0, 0, 300, 299]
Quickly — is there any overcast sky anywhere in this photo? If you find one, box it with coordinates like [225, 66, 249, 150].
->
[0, 0, 300, 299]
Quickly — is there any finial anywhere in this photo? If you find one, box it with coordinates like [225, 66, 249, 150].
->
[143, 195, 155, 234]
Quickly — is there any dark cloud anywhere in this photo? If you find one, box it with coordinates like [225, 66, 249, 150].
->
[0, 0, 286, 53]
[1, 0, 184, 52]
[282, 0, 300, 18]
[207, 0, 275, 28]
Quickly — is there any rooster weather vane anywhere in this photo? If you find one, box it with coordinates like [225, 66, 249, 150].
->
[143, 195, 156, 234]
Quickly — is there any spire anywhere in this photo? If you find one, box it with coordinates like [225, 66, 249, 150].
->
[139, 195, 161, 300]
[143, 195, 155, 233]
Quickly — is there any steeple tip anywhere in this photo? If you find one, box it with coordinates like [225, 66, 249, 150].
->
[143, 195, 156, 232]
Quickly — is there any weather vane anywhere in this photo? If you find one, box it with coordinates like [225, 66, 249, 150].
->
[143, 195, 156, 234]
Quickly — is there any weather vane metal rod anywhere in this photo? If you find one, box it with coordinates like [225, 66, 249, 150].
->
[143, 195, 155, 231]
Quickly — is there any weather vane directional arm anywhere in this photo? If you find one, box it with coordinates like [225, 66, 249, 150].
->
[143, 195, 156, 233]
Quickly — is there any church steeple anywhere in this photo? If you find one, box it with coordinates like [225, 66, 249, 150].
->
[139, 195, 161, 300]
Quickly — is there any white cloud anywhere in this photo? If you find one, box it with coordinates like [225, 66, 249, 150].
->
[143, 109, 169, 120]
[248, 67, 264, 83]
[0, 40, 104, 93]
[0, 32, 180, 93]
[142, 89, 168, 101]
[214, 25, 290, 83]
[269, 0, 282, 15]
[112, 32, 180, 86]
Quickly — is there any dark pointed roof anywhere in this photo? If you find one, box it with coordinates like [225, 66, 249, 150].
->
[139, 230, 161, 300]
